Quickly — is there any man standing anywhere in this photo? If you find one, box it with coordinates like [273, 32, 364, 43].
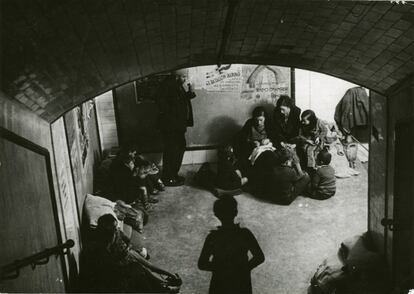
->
[157, 69, 196, 186]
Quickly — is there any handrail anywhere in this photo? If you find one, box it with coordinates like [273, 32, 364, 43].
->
[0, 239, 74, 281]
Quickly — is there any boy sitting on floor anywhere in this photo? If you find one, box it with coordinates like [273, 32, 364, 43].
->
[269, 148, 310, 205]
[308, 149, 336, 200]
[133, 160, 159, 210]
[217, 144, 248, 190]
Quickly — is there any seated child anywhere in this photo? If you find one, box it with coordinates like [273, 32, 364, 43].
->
[217, 144, 248, 190]
[270, 148, 310, 205]
[133, 160, 159, 210]
[198, 197, 265, 294]
[110, 155, 138, 203]
[248, 138, 276, 166]
[308, 149, 336, 200]
[135, 155, 165, 195]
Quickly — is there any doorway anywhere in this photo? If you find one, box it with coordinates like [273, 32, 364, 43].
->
[392, 118, 414, 291]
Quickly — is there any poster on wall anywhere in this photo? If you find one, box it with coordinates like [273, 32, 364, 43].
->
[240, 65, 290, 104]
[135, 74, 169, 103]
[189, 64, 290, 105]
[65, 108, 86, 212]
[76, 104, 90, 166]
[51, 118, 81, 270]
[189, 64, 243, 92]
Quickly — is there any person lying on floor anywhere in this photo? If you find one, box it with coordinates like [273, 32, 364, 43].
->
[307, 149, 336, 200]
[268, 148, 310, 205]
[81, 214, 181, 293]
[216, 144, 248, 190]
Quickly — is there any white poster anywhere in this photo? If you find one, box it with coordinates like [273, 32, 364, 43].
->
[189, 64, 243, 92]
[51, 118, 81, 271]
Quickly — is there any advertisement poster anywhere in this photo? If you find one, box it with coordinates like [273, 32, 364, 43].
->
[189, 64, 290, 105]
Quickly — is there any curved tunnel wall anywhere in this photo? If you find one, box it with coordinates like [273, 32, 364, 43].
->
[1, 0, 414, 290]
[2, 1, 414, 122]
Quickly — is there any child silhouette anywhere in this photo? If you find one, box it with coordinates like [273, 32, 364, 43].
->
[198, 197, 265, 294]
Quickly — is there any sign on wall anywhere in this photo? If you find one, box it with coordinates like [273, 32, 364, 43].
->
[51, 118, 81, 272]
[241, 65, 290, 103]
[189, 64, 290, 105]
[190, 64, 243, 92]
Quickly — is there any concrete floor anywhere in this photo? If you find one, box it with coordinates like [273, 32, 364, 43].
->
[138, 155, 368, 294]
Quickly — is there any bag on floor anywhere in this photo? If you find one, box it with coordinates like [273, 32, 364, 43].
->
[114, 200, 148, 233]
[195, 163, 242, 197]
[194, 163, 216, 189]
[310, 259, 348, 294]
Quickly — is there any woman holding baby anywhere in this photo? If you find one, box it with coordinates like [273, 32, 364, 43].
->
[234, 106, 278, 194]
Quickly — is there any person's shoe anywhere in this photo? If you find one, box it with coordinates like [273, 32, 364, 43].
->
[164, 178, 184, 187]
[150, 189, 159, 195]
[139, 247, 149, 259]
[148, 196, 159, 203]
[157, 181, 166, 191]
[143, 203, 154, 211]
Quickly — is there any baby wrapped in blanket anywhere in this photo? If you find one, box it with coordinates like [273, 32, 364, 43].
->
[248, 138, 276, 165]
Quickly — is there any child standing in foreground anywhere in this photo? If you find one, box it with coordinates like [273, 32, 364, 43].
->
[198, 197, 265, 294]
[309, 149, 336, 200]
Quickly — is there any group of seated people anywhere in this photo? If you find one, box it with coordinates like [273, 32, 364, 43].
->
[80, 146, 183, 293]
[80, 95, 345, 292]
[212, 95, 339, 205]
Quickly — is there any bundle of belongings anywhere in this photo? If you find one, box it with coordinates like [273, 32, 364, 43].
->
[309, 233, 390, 294]
[83, 194, 147, 238]
[194, 163, 243, 197]
[334, 87, 369, 138]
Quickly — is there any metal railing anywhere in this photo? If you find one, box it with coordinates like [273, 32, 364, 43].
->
[0, 239, 74, 281]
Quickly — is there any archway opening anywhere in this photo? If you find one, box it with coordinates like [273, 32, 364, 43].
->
[82, 64, 372, 293]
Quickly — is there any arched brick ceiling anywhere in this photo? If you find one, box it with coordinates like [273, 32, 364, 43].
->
[1, 0, 414, 121]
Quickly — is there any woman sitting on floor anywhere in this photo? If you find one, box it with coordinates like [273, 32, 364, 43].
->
[295, 110, 327, 173]
[236, 106, 274, 171]
[272, 95, 301, 148]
